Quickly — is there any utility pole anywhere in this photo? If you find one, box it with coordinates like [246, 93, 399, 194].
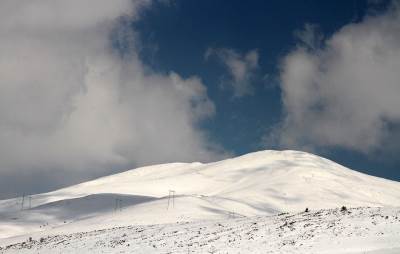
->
[21, 193, 25, 211]
[167, 190, 175, 210]
[115, 198, 122, 212]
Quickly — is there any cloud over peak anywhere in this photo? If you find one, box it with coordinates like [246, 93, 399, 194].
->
[0, 0, 226, 197]
[206, 48, 259, 97]
[272, 4, 400, 154]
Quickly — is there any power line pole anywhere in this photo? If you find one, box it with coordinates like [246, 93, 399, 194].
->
[115, 198, 122, 212]
[167, 190, 175, 210]
[21, 193, 25, 211]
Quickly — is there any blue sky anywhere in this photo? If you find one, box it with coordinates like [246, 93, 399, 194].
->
[0, 0, 399, 198]
[131, 0, 398, 181]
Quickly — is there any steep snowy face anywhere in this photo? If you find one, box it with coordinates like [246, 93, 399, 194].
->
[0, 150, 400, 240]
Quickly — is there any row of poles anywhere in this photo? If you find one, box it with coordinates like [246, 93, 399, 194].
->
[19, 190, 178, 212]
[21, 190, 175, 212]
[19, 191, 240, 219]
[113, 190, 177, 213]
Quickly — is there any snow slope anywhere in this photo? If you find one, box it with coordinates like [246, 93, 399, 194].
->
[0, 150, 399, 249]
[2, 207, 400, 254]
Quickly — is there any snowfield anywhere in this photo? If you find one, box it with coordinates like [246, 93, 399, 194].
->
[0, 150, 399, 253]
[1, 207, 400, 254]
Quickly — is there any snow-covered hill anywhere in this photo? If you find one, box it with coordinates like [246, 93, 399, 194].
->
[0, 150, 399, 252]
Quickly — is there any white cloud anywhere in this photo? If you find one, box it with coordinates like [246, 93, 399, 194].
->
[293, 23, 323, 50]
[0, 0, 226, 196]
[206, 48, 259, 97]
[272, 4, 400, 154]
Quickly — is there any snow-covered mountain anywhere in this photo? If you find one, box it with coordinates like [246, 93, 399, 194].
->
[0, 150, 399, 252]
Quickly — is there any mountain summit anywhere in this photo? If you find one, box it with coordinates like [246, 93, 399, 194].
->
[1, 150, 400, 241]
